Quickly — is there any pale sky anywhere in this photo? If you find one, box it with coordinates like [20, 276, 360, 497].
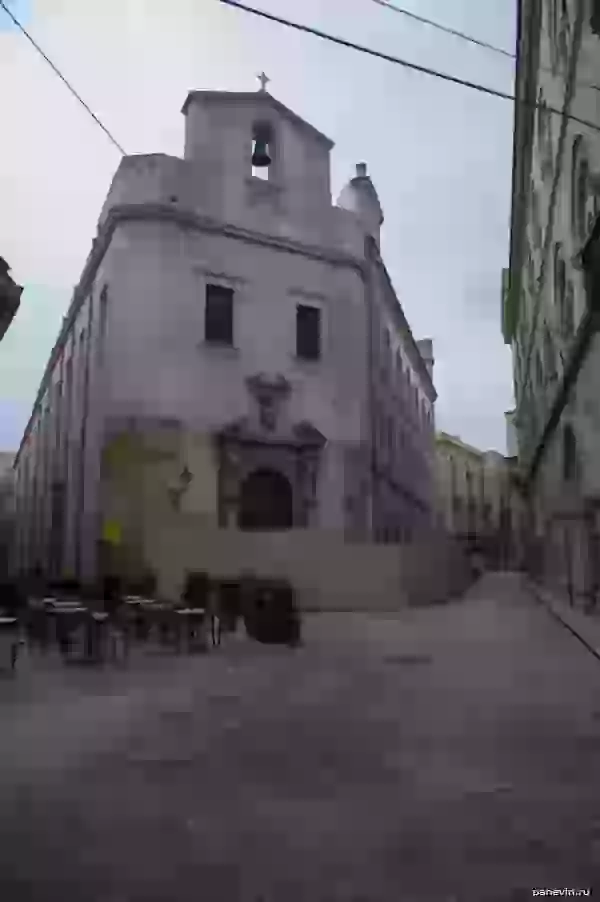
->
[0, 0, 515, 452]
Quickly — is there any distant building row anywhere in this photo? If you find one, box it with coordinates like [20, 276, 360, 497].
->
[435, 430, 524, 569]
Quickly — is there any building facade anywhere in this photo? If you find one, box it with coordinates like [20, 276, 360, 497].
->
[0, 452, 15, 575]
[503, 0, 600, 603]
[0, 257, 22, 342]
[435, 432, 523, 569]
[12, 89, 435, 588]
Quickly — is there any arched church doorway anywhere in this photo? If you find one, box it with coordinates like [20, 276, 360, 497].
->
[238, 468, 293, 530]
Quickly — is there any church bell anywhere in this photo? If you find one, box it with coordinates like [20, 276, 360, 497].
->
[251, 136, 271, 168]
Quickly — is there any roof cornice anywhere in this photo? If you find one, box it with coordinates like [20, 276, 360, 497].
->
[508, 0, 542, 308]
[367, 237, 437, 402]
[14, 203, 365, 465]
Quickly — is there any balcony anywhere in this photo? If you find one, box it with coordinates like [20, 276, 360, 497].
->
[0, 257, 22, 341]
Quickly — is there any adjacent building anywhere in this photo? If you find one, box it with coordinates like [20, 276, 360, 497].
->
[0, 452, 15, 575]
[0, 257, 22, 342]
[503, 0, 600, 603]
[12, 88, 436, 589]
[0, 257, 21, 572]
[435, 432, 523, 569]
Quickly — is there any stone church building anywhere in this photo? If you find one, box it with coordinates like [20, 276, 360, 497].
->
[12, 88, 436, 593]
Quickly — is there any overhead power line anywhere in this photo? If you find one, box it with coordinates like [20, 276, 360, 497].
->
[219, 0, 600, 135]
[371, 0, 600, 94]
[370, 0, 514, 60]
[220, 0, 515, 103]
[0, 0, 126, 155]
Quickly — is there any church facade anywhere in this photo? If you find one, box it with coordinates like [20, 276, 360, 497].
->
[12, 89, 436, 587]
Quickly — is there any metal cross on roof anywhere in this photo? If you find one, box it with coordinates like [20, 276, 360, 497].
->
[257, 71, 270, 92]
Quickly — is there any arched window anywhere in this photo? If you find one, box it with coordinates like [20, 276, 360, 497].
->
[549, 0, 559, 72]
[571, 136, 589, 243]
[381, 329, 391, 383]
[553, 242, 566, 310]
[536, 88, 546, 146]
[545, 113, 554, 178]
[558, 0, 570, 68]
[543, 327, 556, 381]
[536, 87, 552, 178]
[563, 280, 575, 339]
[534, 350, 544, 388]
[519, 305, 528, 354]
[527, 249, 536, 295]
[449, 455, 456, 492]
[563, 424, 577, 482]
[529, 396, 538, 445]
[530, 182, 542, 249]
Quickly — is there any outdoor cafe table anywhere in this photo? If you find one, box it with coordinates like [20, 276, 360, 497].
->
[48, 605, 111, 663]
[85, 611, 110, 662]
[26, 598, 57, 649]
[175, 608, 207, 652]
[126, 598, 156, 641]
[49, 605, 89, 661]
[139, 602, 178, 646]
[0, 616, 19, 670]
[27, 597, 57, 611]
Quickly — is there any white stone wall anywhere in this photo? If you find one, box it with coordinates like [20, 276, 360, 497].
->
[143, 517, 472, 611]
[102, 221, 365, 440]
[13, 90, 436, 579]
[96, 217, 369, 533]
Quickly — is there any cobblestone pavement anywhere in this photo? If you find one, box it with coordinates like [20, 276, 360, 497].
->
[1, 573, 600, 901]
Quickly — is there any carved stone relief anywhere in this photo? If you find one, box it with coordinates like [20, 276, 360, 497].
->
[246, 373, 291, 434]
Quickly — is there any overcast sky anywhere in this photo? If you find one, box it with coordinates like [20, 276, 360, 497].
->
[0, 0, 515, 452]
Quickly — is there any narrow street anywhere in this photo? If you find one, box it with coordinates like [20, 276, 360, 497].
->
[1, 573, 600, 900]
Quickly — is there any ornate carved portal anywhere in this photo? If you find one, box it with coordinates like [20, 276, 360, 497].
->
[216, 427, 325, 529]
[215, 372, 325, 529]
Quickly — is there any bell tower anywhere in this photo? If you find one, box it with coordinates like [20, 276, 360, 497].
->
[181, 88, 333, 233]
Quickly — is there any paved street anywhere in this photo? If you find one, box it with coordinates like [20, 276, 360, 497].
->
[1, 573, 600, 900]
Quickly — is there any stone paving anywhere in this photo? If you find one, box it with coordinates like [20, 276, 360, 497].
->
[1, 573, 600, 900]
[530, 578, 600, 661]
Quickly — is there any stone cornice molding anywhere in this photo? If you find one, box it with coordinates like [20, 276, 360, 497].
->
[15, 203, 364, 466]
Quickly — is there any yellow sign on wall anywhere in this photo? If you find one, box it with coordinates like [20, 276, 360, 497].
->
[102, 519, 122, 546]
